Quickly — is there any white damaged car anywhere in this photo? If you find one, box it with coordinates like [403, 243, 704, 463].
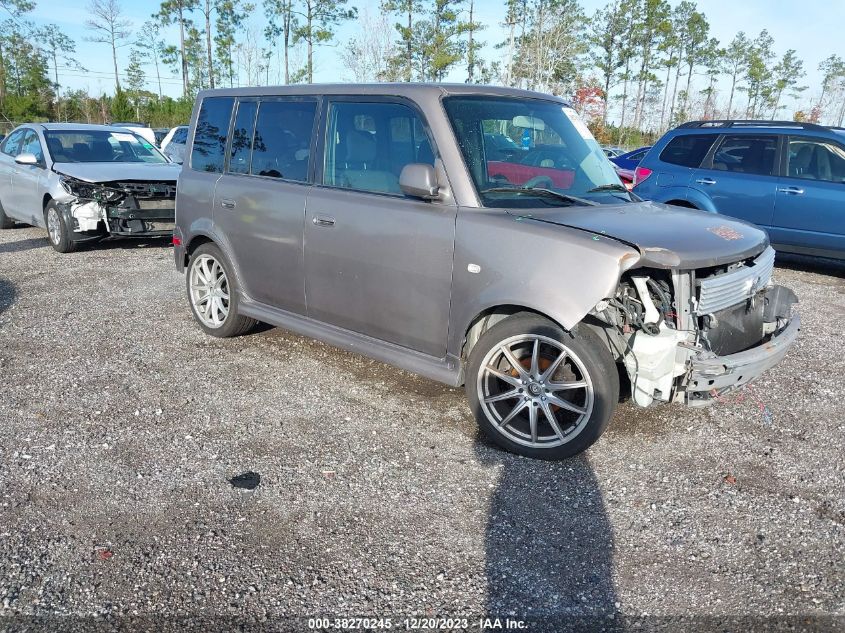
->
[0, 123, 181, 253]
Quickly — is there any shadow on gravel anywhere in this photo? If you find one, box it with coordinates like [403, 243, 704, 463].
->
[0, 277, 15, 314]
[479, 446, 619, 629]
[86, 237, 173, 251]
[0, 236, 48, 254]
[775, 253, 845, 277]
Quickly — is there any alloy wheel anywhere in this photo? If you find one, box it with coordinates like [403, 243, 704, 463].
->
[47, 206, 61, 245]
[476, 334, 595, 448]
[189, 254, 230, 327]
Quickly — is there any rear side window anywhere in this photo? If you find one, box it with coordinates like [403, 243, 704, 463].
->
[786, 137, 845, 183]
[191, 97, 234, 173]
[659, 134, 716, 168]
[172, 127, 188, 144]
[712, 135, 777, 176]
[249, 99, 316, 181]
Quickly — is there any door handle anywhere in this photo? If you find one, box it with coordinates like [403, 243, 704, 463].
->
[220, 198, 236, 209]
[312, 215, 336, 227]
[695, 178, 717, 185]
[777, 186, 804, 195]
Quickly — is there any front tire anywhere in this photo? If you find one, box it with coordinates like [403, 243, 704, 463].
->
[466, 313, 619, 460]
[186, 242, 257, 338]
[45, 201, 77, 253]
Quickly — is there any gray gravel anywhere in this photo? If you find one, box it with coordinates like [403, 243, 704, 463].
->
[0, 226, 843, 631]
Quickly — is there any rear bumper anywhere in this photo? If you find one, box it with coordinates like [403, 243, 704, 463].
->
[686, 286, 800, 405]
[173, 226, 186, 273]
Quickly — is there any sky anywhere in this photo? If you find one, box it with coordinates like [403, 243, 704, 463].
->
[21, 0, 844, 111]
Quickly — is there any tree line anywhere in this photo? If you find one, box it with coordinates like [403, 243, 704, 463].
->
[1, 0, 844, 143]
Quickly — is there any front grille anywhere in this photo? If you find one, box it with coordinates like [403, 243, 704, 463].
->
[696, 246, 775, 315]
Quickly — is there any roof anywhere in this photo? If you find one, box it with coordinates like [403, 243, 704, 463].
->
[36, 122, 142, 133]
[195, 82, 570, 104]
[676, 119, 839, 133]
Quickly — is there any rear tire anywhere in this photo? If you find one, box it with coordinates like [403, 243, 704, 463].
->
[0, 201, 14, 229]
[45, 201, 77, 253]
[186, 242, 257, 338]
[466, 313, 619, 460]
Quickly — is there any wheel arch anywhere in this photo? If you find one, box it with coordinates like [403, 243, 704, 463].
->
[460, 304, 566, 364]
[666, 199, 697, 209]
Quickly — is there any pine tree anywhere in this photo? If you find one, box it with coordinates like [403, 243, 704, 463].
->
[85, 0, 132, 92]
[292, 0, 357, 83]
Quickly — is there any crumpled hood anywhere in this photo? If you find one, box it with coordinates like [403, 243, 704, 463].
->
[509, 200, 769, 269]
[53, 162, 182, 183]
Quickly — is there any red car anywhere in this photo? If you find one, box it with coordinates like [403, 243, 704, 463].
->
[487, 160, 575, 189]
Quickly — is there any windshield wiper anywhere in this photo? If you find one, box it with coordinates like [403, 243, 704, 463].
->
[587, 183, 630, 193]
[480, 186, 598, 206]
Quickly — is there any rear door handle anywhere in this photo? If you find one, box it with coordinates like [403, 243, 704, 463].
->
[777, 186, 804, 195]
[312, 214, 336, 227]
[220, 198, 236, 209]
[695, 178, 717, 185]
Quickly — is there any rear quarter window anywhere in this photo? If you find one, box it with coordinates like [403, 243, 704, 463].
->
[659, 134, 716, 168]
[191, 97, 234, 173]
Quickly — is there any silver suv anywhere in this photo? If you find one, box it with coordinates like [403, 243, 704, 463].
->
[174, 84, 800, 460]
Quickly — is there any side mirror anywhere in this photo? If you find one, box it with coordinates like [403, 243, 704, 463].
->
[399, 163, 439, 200]
[15, 152, 38, 166]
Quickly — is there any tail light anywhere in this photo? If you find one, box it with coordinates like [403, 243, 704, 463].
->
[633, 166, 653, 186]
[172, 236, 182, 247]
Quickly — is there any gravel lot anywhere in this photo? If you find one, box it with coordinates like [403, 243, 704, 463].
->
[0, 226, 843, 631]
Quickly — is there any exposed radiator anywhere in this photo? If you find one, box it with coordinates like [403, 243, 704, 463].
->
[696, 246, 776, 315]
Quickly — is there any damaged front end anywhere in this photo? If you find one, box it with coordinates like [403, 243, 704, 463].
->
[592, 246, 799, 408]
[57, 176, 176, 240]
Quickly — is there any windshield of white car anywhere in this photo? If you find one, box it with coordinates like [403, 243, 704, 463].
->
[443, 96, 631, 208]
[43, 130, 168, 164]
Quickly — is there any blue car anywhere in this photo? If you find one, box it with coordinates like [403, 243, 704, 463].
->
[609, 145, 651, 170]
[633, 120, 845, 260]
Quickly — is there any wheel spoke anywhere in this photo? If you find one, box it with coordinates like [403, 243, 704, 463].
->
[211, 298, 223, 324]
[541, 400, 566, 440]
[484, 388, 520, 404]
[528, 404, 538, 444]
[540, 350, 567, 382]
[194, 292, 210, 305]
[530, 339, 540, 377]
[497, 400, 527, 429]
[485, 366, 522, 388]
[500, 344, 530, 380]
[547, 393, 587, 415]
[547, 380, 588, 391]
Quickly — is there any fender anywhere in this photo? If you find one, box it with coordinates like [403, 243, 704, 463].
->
[182, 219, 259, 302]
[447, 209, 641, 357]
[680, 188, 718, 213]
[639, 184, 714, 212]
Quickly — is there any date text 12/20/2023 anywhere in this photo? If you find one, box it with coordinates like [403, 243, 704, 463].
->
[307, 617, 528, 630]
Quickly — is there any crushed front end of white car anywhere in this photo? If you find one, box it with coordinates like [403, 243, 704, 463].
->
[57, 176, 177, 239]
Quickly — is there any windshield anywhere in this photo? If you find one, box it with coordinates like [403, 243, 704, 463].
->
[443, 96, 629, 207]
[44, 130, 168, 164]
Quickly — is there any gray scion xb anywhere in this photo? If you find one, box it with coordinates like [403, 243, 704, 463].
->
[174, 84, 800, 460]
